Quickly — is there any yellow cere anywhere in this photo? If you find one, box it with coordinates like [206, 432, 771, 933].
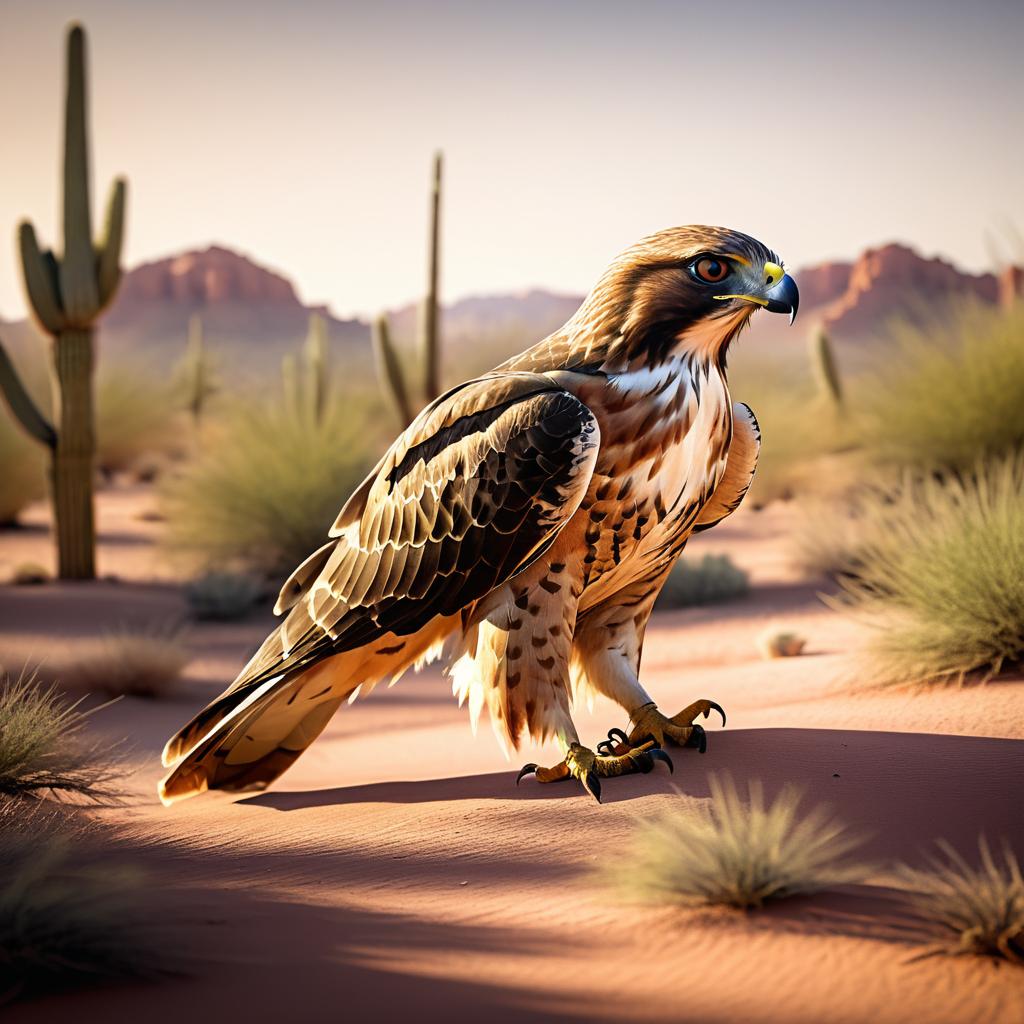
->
[763, 261, 784, 287]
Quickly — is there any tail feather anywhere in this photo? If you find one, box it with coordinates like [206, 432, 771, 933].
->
[159, 614, 462, 805]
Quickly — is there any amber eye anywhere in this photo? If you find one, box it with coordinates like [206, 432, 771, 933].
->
[692, 257, 731, 284]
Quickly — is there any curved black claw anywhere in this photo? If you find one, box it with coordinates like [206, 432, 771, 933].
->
[704, 701, 727, 728]
[647, 747, 675, 773]
[684, 724, 708, 754]
[596, 727, 630, 757]
[516, 763, 538, 786]
[580, 771, 602, 803]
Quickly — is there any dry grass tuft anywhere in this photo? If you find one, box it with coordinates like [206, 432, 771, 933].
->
[610, 775, 868, 910]
[856, 302, 1024, 474]
[657, 554, 749, 609]
[162, 398, 378, 578]
[95, 366, 180, 477]
[0, 802, 165, 1002]
[60, 628, 189, 699]
[832, 453, 1024, 686]
[0, 671, 120, 803]
[896, 838, 1024, 965]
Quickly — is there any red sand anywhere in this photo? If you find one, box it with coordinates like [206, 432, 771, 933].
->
[2, 485, 1022, 1023]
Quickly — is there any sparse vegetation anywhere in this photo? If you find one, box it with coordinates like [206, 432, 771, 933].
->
[833, 453, 1024, 686]
[609, 775, 867, 910]
[0, 671, 119, 802]
[185, 571, 263, 621]
[0, 24, 126, 579]
[728, 349, 854, 506]
[162, 398, 376, 578]
[0, 407, 46, 526]
[896, 838, 1024, 965]
[0, 802, 163, 1001]
[374, 151, 443, 427]
[9, 562, 49, 586]
[657, 553, 749, 609]
[59, 628, 188, 699]
[95, 366, 178, 477]
[856, 302, 1024, 473]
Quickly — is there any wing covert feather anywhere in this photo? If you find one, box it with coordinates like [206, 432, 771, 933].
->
[248, 373, 599, 691]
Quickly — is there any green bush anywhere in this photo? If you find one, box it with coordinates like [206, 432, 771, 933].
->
[896, 837, 1023, 964]
[856, 302, 1024, 473]
[608, 774, 867, 910]
[95, 366, 179, 477]
[0, 412, 46, 526]
[833, 453, 1024, 686]
[0, 671, 119, 803]
[727, 349, 852, 506]
[657, 553, 749, 609]
[185, 571, 263, 621]
[162, 399, 378, 578]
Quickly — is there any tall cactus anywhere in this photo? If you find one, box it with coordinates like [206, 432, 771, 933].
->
[810, 323, 843, 408]
[282, 313, 331, 427]
[374, 152, 443, 427]
[0, 24, 126, 579]
[179, 314, 218, 431]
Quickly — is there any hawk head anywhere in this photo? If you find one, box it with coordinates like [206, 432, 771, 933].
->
[580, 225, 799, 365]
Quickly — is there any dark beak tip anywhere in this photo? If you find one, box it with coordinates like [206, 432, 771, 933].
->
[765, 273, 799, 325]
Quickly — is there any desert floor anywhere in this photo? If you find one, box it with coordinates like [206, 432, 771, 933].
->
[2, 484, 1022, 1024]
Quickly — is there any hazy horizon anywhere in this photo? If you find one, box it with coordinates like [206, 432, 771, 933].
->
[1, 0, 1021, 321]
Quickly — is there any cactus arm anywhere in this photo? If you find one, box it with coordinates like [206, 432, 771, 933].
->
[0, 335, 57, 448]
[96, 177, 126, 308]
[810, 324, 843, 406]
[18, 223, 66, 334]
[305, 313, 328, 425]
[421, 151, 442, 403]
[373, 315, 415, 427]
[59, 23, 100, 323]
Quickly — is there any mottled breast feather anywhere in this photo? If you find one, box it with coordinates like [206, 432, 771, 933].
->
[242, 373, 600, 693]
[692, 402, 760, 532]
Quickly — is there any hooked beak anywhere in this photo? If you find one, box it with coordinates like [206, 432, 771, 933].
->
[764, 273, 800, 325]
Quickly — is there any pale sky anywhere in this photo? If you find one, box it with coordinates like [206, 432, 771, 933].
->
[1, 0, 1021, 320]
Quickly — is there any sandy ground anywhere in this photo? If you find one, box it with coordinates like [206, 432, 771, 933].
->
[1, 483, 1022, 1023]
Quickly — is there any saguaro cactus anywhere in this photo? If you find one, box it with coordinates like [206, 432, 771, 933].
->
[0, 24, 126, 579]
[374, 152, 443, 427]
[179, 314, 218, 431]
[810, 323, 843, 407]
[282, 313, 331, 427]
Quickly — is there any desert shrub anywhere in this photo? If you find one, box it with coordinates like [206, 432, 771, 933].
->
[0, 803, 162, 1001]
[757, 629, 807, 659]
[727, 349, 853, 506]
[60, 628, 188, 699]
[0, 412, 46, 526]
[833, 453, 1024, 686]
[185, 571, 263, 621]
[162, 399, 377, 578]
[657, 554, 749, 609]
[855, 302, 1024, 473]
[896, 838, 1023, 964]
[0, 671, 119, 803]
[609, 775, 867, 910]
[9, 562, 49, 586]
[95, 366, 179, 477]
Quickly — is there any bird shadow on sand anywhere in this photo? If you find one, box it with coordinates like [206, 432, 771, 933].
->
[242, 726, 1024, 863]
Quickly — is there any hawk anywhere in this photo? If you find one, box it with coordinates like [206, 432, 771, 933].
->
[160, 225, 799, 804]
